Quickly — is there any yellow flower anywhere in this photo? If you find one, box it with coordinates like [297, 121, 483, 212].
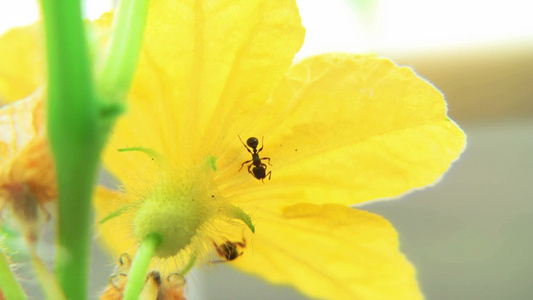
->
[94, 0, 465, 299]
[0, 0, 466, 299]
[0, 23, 54, 241]
[0, 90, 56, 242]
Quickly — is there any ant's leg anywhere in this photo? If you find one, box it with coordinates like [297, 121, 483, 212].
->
[259, 164, 271, 183]
[257, 136, 265, 153]
[235, 237, 246, 248]
[238, 135, 253, 155]
[266, 170, 272, 180]
[260, 157, 272, 166]
[212, 241, 225, 257]
[239, 159, 252, 171]
[236, 230, 247, 248]
[247, 164, 254, 175]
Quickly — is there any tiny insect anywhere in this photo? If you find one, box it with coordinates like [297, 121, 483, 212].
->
[238, 136, 272, 182]
[212, 237, 246, 262]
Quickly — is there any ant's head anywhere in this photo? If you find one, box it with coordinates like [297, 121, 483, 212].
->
[246, 137, 259, 149]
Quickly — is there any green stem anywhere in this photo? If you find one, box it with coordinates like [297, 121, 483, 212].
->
[40, 0, 151, 297]
[40, 0, 98, 299]
[0, 250, 27, 300]
[179, 255, 197, 276]
[40, 0, 150, 297]
[97, 0, 151, 104]
[124, 234, 161, 300]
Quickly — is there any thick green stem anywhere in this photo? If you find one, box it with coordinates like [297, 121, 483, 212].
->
[98, 0, 150, 104]
[0, 250, 27, 300]
[40, 0, 98, 299]
[40, 0, 150, 297]
[124, 234, 161, 300]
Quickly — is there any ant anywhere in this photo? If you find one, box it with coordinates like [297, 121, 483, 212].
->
[238, 136, 272, 182]
[212, 237, 246, 262]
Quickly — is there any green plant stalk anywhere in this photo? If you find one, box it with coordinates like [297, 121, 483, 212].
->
[98, 0, 151, 104]
[40, 0, 151, 297]
[179, 255, 197, 276]
[0, 250, 27, 300]
[123, 234, 161, 300]
[40, 0, 99, 298]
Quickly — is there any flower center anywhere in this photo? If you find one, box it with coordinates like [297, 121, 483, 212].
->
[133, 158, 221, 258]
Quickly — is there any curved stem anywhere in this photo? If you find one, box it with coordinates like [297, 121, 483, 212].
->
[123, 234, 161, 300]
[179, 255, 197, 276]
[97, 0, 151, 105]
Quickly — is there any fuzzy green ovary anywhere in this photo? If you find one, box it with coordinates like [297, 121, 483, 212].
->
[133, 180, 219, 258]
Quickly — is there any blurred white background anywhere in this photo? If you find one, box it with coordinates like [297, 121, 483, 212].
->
[1, 0, 532, 299]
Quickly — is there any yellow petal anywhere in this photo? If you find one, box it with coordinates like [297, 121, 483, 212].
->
[231, 203, 422, 300]
[0, 24, 44, 103]
[0, 90, 56, 204]
[103, 0, 305, 185]
[0, 92, 41, 158]
[221, 54, 465, 206]
[93, 186, 137, 257]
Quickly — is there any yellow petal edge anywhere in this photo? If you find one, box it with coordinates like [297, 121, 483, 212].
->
[231, 203, 422, 300]
[224, 54, 466, 207]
